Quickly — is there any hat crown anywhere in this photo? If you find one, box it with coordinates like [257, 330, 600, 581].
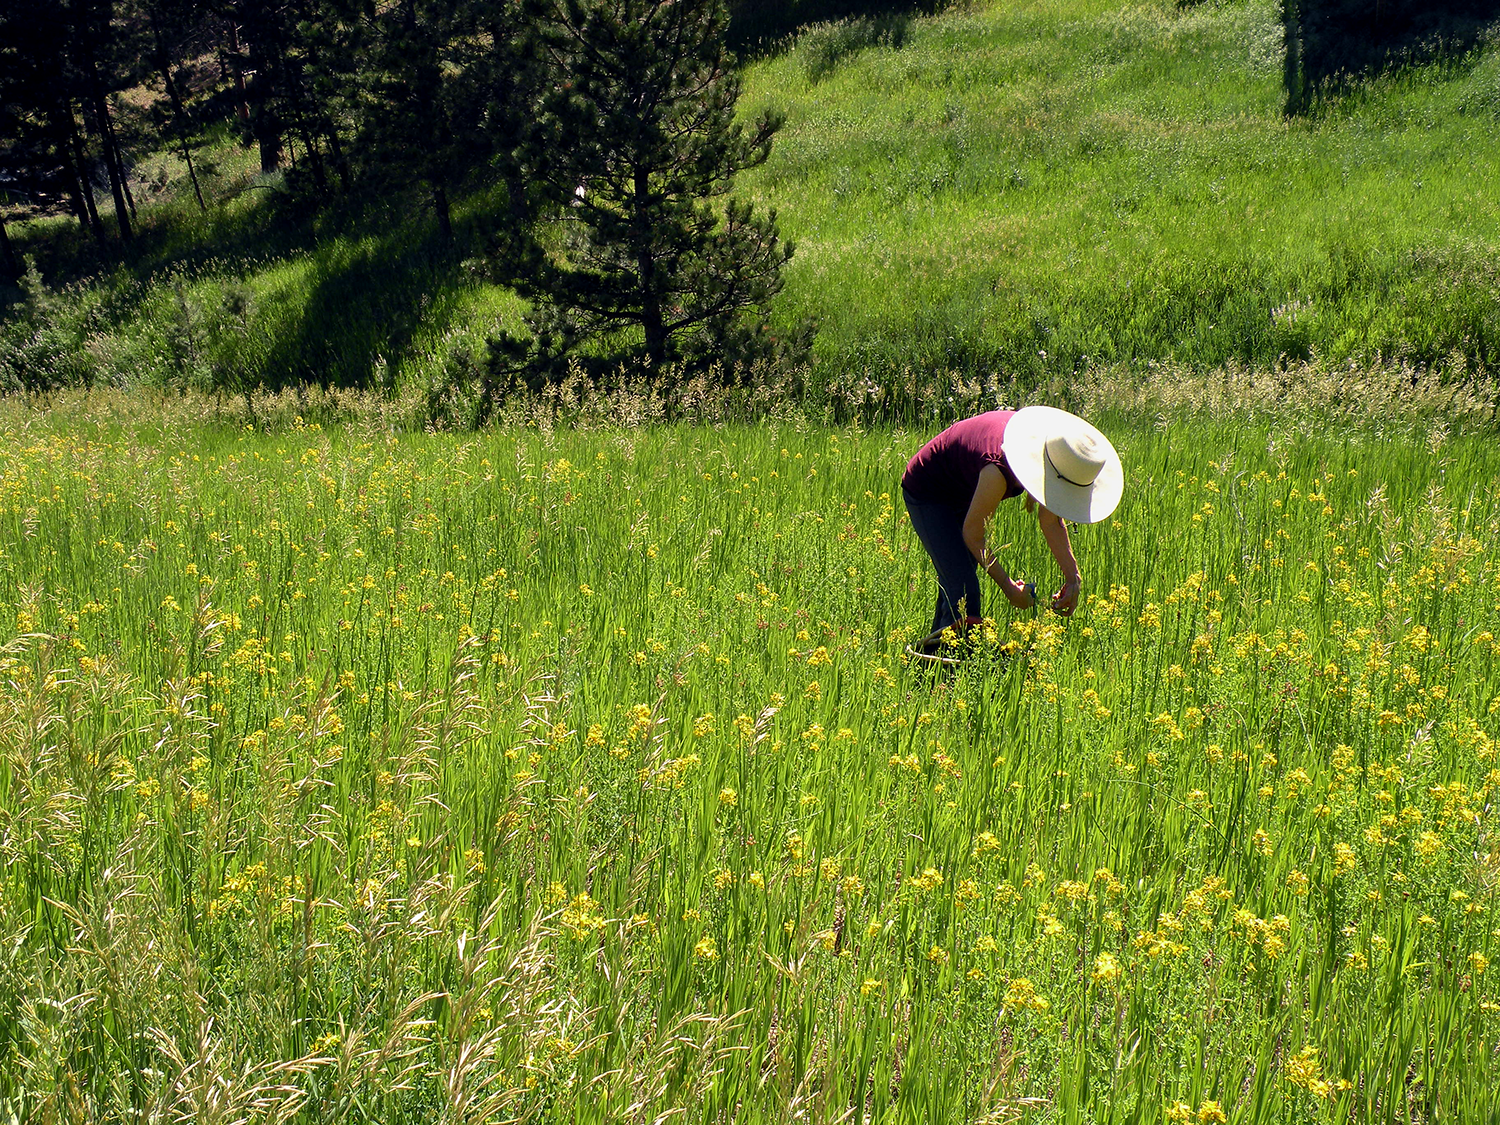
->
[1045, 432, 1104, 487]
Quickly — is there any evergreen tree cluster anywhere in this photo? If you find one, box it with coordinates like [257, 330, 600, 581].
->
[0, 0, 808, 389]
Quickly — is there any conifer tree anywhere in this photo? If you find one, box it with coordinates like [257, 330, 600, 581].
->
[0, 2, 82, 255]
[0, 0, 145, 248]
[226, 0, 355, 189]
[490, 0, 808, 381]
[142, 0, 217, 211]
[75, 0, 145, 242]
[352, 0, 506, 239]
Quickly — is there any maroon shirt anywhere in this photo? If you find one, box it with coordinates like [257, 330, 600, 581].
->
[902, 410, 1023, 512]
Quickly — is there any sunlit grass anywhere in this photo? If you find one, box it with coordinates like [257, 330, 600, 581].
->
[741, 0, 1500, 380]
[1, 394, 1497, 1120]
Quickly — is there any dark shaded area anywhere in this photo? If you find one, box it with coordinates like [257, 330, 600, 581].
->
[3, 174, 489, 392]
[726, 0, 948, 58]
[1284, 0, 1500, 112]
[8, 165, 430, 304]
[255, 229, 472, 389]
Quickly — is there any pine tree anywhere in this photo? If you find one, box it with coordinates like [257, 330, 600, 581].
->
[141, 0, 218, 212]
[490, 0, 809, 382]
[226, 1, 291, 174]
[351, 0, 507, 239]
[0, 0, 144, 248]
[0, 2, 83, 259]
[227, 0, 355, 190]
[75, 0, 145, 242]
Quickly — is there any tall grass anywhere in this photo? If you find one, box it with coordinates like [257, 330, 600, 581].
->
[1, 393, 1497, 1120]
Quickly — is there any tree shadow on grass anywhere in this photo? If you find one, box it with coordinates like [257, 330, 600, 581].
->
[254, 225, 473, 389]
[727, 0, 949, 60]
[5, 173, 487, 392]
[1285, 0, 1500, 112]
[11, 180, 311, 290]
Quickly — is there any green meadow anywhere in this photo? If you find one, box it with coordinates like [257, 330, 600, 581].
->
[4, 1, 1500, 1120]
[0, 394, 1498, 1121]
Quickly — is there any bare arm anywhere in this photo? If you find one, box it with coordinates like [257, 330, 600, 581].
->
[964, 465, 1035, 610]
[1036, 504, 1082, 615]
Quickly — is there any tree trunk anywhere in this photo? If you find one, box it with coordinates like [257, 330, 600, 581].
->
[152, 10, 207, 212]
[327, 129, 350, 191]
[64, 163, 93, 236]
[164, 65, 208, 211]
[79, 0, 135, 231]
[60, 122, 101, 243]
[1283, 0, 1306, 116]
[90, 87, 133, 240]
[65, 109, 106, 242]
[101, 92, 137, 218]
[287, 36, 333, 194]
[300, 129, 328, 192]
[246, 27, 283, 173]
[226, 20, 250, 124]
[641, 288, 665, 368]
[635, 167, 665, 368]
[259, 130, 283, 174]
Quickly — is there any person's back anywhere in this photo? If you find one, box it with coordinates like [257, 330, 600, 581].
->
[901, 411, 1023, 512]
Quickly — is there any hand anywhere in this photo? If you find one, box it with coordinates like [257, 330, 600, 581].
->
[1003, 578, 1037, 610]
[1051, 576, 1082, 617]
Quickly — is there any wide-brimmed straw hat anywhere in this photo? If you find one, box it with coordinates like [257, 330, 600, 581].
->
[1002, 406, 1123, 524]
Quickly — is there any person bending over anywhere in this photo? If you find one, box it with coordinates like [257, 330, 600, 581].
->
[901, 405, 1122, 653]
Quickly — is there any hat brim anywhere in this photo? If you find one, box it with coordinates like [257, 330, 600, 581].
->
[1002, 406, 1123, 524]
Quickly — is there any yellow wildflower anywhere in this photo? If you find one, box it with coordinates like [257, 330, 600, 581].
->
[1091, 952, 1122, 984]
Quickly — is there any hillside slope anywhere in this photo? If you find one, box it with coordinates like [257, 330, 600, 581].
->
[743, 0, 1500, 381]
[4, 0, 1498, 394]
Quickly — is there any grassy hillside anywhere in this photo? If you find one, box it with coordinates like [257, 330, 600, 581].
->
[4, 0, 1500, 397]
[742, 0, 1500, 381]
